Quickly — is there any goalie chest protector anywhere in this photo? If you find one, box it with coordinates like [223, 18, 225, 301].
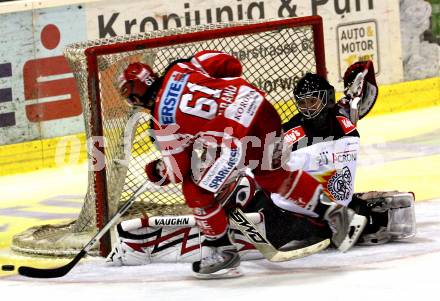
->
[282, 111, 360, 206]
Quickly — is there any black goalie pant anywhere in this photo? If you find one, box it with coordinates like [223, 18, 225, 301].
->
[241, 190, 332, 249]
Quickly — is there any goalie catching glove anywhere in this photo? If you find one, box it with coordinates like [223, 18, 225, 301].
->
[338, 60, 378, 124]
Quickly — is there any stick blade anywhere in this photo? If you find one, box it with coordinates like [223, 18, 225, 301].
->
[18, 265, 71, 278]
[18, 250, 86, 278]
[268, 238, 330, 262]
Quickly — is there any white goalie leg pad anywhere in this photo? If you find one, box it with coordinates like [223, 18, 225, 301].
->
[106, 219, 152, 266]
[357, 191, 416, 245]
[378, 192, 416, 240]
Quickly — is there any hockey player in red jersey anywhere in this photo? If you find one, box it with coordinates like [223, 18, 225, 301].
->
[118, 50, 366, 278]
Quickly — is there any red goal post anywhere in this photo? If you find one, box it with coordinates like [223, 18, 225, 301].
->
[12, 16, 326, 257]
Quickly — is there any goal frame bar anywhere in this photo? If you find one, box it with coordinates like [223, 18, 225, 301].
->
[83, 16, 326, 256]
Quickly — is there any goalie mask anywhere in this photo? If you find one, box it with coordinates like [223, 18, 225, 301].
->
[293, 73, 335, 119]
[118, 62, 158, 110]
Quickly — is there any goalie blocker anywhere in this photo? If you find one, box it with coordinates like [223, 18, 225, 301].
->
[106, 176, 416, 266]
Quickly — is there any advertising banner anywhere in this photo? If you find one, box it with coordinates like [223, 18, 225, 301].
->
[85, 0, 403, 87]
[0, 5, 87, 144]
[0, 0, 405, 146]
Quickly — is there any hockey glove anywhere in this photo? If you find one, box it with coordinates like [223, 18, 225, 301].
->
[339, 60, 378, 124]
[145, 159, 171, 186]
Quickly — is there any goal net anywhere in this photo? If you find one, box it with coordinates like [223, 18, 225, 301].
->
[11, 16, 326, 257]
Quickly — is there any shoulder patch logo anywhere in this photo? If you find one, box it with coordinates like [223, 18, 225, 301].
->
[158, 71, 189, 125]
[336, 116, 356, 135]
[284, 126, 306, 145]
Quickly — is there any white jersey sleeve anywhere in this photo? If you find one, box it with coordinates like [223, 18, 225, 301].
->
[284, 133, 360, 206]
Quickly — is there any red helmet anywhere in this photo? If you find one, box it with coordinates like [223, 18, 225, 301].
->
[190, 50, 242, 78]
[118, 62, 158, 108]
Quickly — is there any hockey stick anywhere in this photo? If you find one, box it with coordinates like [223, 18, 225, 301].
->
[229, 208, 330, 262]
[18, 181, 153, 278]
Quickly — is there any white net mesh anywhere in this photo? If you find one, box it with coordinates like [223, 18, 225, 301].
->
[11, 18, 324, 256]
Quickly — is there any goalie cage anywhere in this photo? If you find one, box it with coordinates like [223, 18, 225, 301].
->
[11, 16, 326, 257]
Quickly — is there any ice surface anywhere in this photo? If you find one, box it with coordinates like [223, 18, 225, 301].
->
[1, 200, 438, 301]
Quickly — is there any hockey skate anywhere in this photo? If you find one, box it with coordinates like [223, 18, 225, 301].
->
[192, 231, 242, 279]
[321, 194, 367, 252]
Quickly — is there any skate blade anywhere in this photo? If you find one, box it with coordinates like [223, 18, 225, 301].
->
[193, 267, 243, 279]
[338, 214, 367, 252]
